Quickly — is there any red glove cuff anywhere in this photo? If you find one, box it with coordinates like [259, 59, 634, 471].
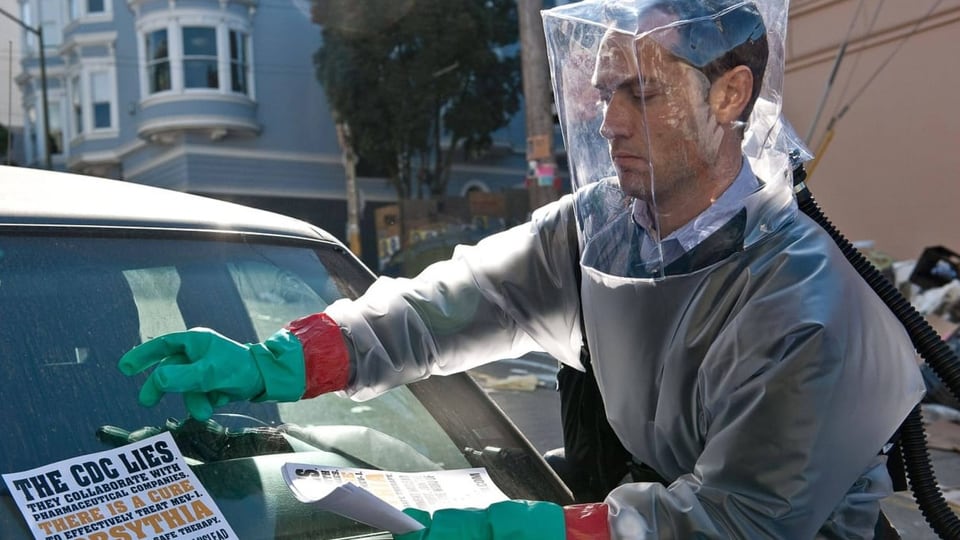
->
[564, 503, 610, 540]
[286, 313, 351, 398]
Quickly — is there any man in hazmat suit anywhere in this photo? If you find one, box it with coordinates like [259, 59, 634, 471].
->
[118, 0, 925, 537]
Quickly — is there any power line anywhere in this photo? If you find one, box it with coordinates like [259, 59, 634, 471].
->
[834, 0, 944, 121]
[804, 0, 867, 144]
[827, 0, 887, 122]
[805, 0, 947, 179]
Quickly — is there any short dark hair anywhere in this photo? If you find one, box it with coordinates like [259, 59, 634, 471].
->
[697, 4, 768, 122]
[637, 0, 769, 122]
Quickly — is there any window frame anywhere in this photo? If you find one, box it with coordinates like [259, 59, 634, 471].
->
[67, 0, 112, 23]
[181, 25, 219, 90]
[67, 63, 119, 140]
[89, 70, 112, 130]
[70, 74, 83, 138]
[86, 0, 106, 15]
[46, 98, 65, 155]
[138, 13, 255, 100]
[24, 90, 68, 165]
[144, 28, 171, 94]
[228, 29, 249, 94]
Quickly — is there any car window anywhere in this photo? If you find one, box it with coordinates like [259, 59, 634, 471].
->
[0, 232, 470, 464]
[228, 260, 332, 338]
[1, 232, 507, 539]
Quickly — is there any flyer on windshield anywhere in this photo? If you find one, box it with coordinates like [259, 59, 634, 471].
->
[281, 462, 509, 533]
[2, 431, 237, 540]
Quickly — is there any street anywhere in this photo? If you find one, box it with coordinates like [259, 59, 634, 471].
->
[468, 354, 960, 540]
[469, 352, 564, 454]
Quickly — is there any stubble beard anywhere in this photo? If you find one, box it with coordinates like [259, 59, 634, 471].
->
[616, 167, 653, 203]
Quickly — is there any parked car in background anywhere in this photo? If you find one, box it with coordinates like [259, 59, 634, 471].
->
[0, 166, 572, 539]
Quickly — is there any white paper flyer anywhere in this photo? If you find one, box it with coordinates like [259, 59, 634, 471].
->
[281, 463, 509, 534]
[2, 431, 237, 540]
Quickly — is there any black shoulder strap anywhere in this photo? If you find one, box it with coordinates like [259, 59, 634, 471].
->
[567, 211, 588, 359]
[556, 213, 633, 502]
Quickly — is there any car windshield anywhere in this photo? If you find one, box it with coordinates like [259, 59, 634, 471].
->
[0, 231, 565, 539]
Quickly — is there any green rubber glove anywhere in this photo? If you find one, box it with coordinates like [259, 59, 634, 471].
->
[118, 327, 306, 421]
[394, 500, 566, 540]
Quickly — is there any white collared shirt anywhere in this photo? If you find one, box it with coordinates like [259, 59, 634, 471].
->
[631, 160, 759, 273]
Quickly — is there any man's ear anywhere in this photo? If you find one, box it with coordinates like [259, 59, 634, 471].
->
[709, 65, 754, 124]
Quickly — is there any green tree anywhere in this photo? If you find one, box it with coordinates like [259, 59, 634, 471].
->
[313, 0, 521, 199]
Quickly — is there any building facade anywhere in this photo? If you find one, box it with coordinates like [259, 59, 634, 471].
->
[14, 0, 532, 268]
[783, 0, 959, 262]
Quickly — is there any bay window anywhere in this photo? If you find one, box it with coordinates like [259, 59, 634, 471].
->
[141, 19, 252, 97]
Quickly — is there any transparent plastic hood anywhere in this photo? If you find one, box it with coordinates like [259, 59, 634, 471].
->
[543, 0, 810, 277]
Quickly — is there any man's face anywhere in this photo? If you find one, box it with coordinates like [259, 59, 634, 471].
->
[592, 30, 724, 205]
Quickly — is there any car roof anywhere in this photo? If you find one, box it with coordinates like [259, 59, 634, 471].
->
[0, 166, 341, 243]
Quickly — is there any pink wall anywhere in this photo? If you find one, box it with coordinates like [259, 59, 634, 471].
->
[782, 0, 960, 260]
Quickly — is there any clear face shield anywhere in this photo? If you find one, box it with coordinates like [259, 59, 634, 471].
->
[543, 0, 809, 278]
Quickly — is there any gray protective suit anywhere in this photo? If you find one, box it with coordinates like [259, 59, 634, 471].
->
[325, 171, 925, 538]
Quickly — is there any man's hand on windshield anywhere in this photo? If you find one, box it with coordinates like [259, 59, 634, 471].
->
[118, 313, 352, 420]
[118, 327, 307, 420]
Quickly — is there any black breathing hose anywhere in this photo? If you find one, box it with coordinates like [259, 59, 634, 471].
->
[792, 157, 960, 539]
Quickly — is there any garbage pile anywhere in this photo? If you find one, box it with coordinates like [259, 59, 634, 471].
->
[877, 243, 960, 456]
[884, 246, 960, 411]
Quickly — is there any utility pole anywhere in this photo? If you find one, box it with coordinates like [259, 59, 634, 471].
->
[517, 0, 558, 209]
[6, 40, 12, 163]
[335, 121, 362, 257]
[0, 6, 51, 170]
